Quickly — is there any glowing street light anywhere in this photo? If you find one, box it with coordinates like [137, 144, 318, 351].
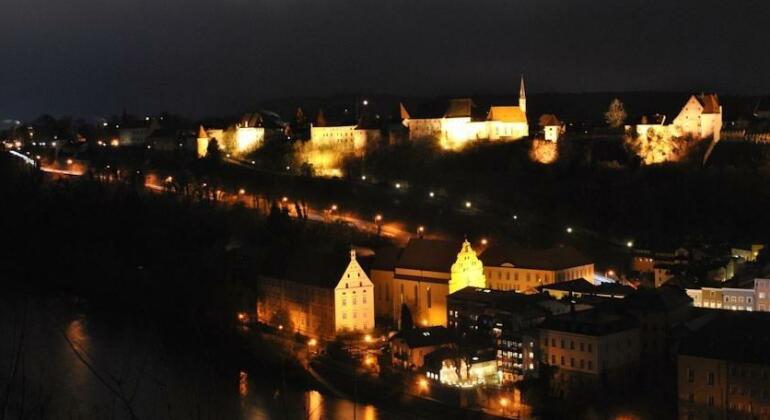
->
[500, 398, 509, 407]
[513, 214, 518, 220]
[418, 378, 429, 393]
[375, 214, 383, 236]
[566, 227, 573, 234]
[465, 201, 472, 208]
[364, 334, 373, 343]
[375, 214, 382, 222]
[308, 338, 317, 347]
[481, 238, 488, 246]
[66, 159, 73, 165]
[395, 183, 401, 189]
[429, 191, 435, 198]
[282, 196, 289, 203]
[239, 188, 246, 195]
[331, 204, 338, 211]
[361, 175, 367, 181]
[626, 241, 634, 248]
[362, 99, 369, 106]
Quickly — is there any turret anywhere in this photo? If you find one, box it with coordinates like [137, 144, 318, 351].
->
[519, 75, 527, 114]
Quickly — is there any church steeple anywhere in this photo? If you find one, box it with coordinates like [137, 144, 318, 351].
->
[449, 239, 487, 294]
[519, 75, 527, 114]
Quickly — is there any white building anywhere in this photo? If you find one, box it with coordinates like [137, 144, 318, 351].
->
[629, 94, 723, 141]
[334, 250, 375, 332]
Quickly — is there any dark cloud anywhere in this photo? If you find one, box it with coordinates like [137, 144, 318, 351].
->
[2, 0, 770, 119]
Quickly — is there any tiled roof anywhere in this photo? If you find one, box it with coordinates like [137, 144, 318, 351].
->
[679, 311, 770, 365]
[480, 245, 592, 270]
[539, 308, 639, 336]
[397, 238, 462, 273]
[488, 106, 527, 123]
[538, 113, 562, 127]
[391, 326, 450, 348]
[371, 246, 403, 271]
[697, 94, 720, 114]
[445, 98, 474, 118]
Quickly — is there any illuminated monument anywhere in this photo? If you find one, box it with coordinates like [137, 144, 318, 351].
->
[449, 240, 487, 294]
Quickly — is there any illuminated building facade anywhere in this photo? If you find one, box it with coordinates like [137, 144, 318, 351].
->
[479, 245, 595, 293]
[402, 77, 529, 150]
[371, 239, 463, 328]
[628, 93, 723, 141]
[257, 249, 374, 339]
[678, 311, 770, 420]
[449, 240, 486, 294]
[539, 308, 640, 396]
[687, 279, 770, 312]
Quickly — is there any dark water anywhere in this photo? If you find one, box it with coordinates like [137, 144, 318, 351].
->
[0, 296, 399, 420]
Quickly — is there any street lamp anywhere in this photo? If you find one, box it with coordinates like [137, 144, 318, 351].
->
[282, 196, 289, 203]
[361, 175, 367, 181]
[331, 204, 338, 212]
[566, 227, 573, 234]
[481, 238, 488, 246]
[465, 201, 472, 209]
[626, 241, 634, 248]
[417, 226, 425, 238]
[66, 159, 73, 165]
[375, 214, 383, 236]
[239, 188, 246, 195]
[429, 191, 435, 198]
[362, 99, 369, 106]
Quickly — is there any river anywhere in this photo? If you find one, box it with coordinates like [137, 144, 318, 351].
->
[0, 295, 404, 420]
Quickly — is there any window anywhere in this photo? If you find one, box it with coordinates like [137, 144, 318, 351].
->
[687, 368, 695, 383]
[588, 344, 593, 353]
[560, 339, 565, 349]
[587, 361, 593, 370]
[570, 341, 575, 350]
[580, 342, 585, 352]
[427, 288, 432, 308]
[560, 356, 565, 366]
[342, 312, 347, 319]
[363, 295, 367, 304]
[706, 371, 715, 385]
[551, 355, 556, 364]
[352, 297, 357, 305]
[708, 396, 714, 407]
[570, 358, 575, 368]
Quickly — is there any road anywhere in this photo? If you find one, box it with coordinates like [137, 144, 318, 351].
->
[19, 153, 418, 246]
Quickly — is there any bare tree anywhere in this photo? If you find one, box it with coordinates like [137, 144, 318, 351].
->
[605, 99, 628, 128]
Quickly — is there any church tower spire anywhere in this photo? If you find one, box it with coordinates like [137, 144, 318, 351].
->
[519, 75, 527, 114]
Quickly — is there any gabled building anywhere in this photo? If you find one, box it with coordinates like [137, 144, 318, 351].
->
[256, 249, 374, 340]
[628, 93, 723, 141]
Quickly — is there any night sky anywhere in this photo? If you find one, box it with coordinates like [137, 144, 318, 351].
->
[3, 0, 770, 120]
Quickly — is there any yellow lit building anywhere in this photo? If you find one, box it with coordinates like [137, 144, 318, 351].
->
[449, 239, 486, 294]
[402, 77, 529, 150]
[371, 239, 463, 328]
[257, 249, 374, 339]
[479, 245, 594, 293]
